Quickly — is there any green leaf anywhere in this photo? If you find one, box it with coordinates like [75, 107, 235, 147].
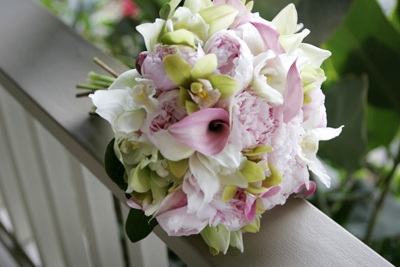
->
[161, 29, 196, 48]
[324, 0, 400, 113]
[125, 208, 158, 243]
[318, 76, 368, 173]
[198, 4, 239, 36]
[208, 75, 239, 99]
[191, 54, 217, 80]
[163, 55, 193, 88]
[367, 105, 400, 150]
[159, 3, 170, 20]
[105, 138, 127, 191]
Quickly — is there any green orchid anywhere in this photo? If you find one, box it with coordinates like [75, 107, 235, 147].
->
[163, 53, 239, 111]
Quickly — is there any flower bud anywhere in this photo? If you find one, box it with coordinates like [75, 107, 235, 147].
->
[135, 52, 148, 75]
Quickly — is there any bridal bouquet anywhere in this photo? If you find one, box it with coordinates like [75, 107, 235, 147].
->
[89, 0, 342, 255]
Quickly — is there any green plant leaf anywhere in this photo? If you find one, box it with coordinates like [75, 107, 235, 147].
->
[318, 76, 368, 173]
[125, 208, 158, 243]
[324, 0, 400, 113]
[367, 105, 400, 150]
[104, 138, 127, 191]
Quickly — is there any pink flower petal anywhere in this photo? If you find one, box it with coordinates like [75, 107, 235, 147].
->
[295, 181, 316, 198]
[155, 188, 188, 217]
[168, 108, 230, 156]
[250, 21, 285, 54]
[282, 60, 303, 123]
[244, 194, 257, 222]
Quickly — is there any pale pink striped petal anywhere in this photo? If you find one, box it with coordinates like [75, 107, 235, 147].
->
[282, 60, 303, 123]
[251, 21, 285, 54]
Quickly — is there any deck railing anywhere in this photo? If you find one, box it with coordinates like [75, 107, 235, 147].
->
[0, 0, 394, 266]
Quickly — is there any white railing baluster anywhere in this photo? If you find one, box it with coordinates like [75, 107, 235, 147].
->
[0, 87, 33, 246]
[77, 164, 125, 267]
[0, 88, 65, 267]
[33, 120, 91, 267]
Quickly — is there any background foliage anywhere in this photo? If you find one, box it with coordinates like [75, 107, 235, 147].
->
[39, 0, 400, 264]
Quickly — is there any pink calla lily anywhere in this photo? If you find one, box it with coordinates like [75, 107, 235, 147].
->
[168, 108, 230, 156]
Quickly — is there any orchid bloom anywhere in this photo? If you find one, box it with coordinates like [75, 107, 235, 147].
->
[163, 53, 239, 111]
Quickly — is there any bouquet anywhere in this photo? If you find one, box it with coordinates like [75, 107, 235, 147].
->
[88, 0, 343, 255]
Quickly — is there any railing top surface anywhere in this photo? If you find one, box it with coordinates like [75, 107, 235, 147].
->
[0, 0, 393, 266]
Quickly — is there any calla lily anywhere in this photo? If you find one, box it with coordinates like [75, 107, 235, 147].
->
[168, 108, 230, 156]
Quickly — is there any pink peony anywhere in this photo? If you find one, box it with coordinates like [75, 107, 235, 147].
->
[183, 171, 249, 231]
[203, 30, 253, 91]
[230, 88, 278, 152]
[141, 44, 197, 92]
[146, 90, 187, 134]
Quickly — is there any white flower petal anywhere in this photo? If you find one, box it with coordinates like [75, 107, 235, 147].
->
[114, 109, 146, 134]
[189, 152, 220, 204]
[136, 19, 166, 52]
[271, 3, 298, 35]
[152, 130, 194, 161]
[109, 69, 141, 90]
[316, 126, 344, 141]
[308, 158, 331, 187]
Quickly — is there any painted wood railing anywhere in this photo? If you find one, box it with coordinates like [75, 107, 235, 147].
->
[0, 0, 393, 266]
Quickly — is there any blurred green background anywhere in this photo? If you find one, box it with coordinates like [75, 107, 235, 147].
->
[38, 0, 400, 264]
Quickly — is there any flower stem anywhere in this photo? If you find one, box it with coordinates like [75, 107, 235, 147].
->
[76, 92, 92, 98]
[76, 84, 105, 90]
[364, 146, 400, 245]
[93, 57, 119, 78]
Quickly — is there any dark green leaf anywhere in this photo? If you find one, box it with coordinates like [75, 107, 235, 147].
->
[159, 3, 170, 20]
[253, 0, 354, 45]
[324, 0, 400, 113]
[367, 105, 400, 150]
[125, 208, 158, 242]
[105, 138, 127, 191]
[319, 76, 368, 173]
